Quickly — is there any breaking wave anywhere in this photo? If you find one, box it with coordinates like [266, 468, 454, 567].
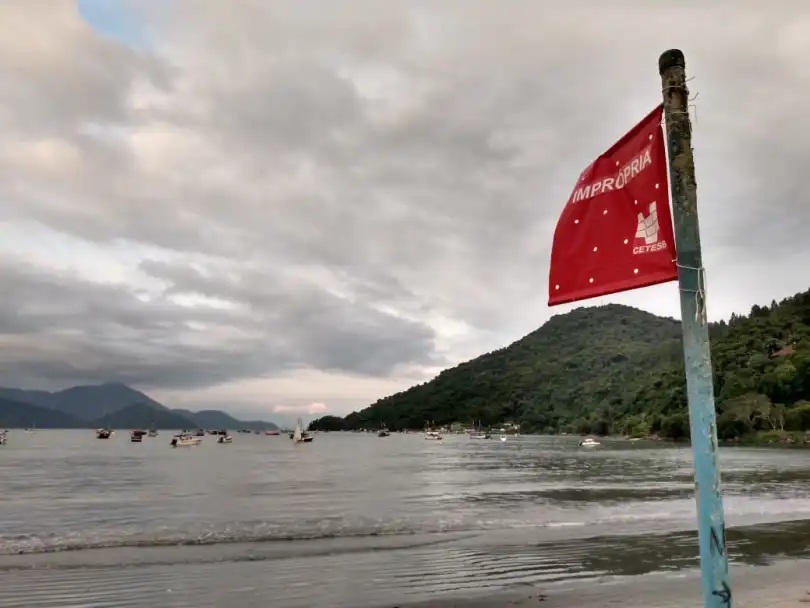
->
[0, 517, 534, 556]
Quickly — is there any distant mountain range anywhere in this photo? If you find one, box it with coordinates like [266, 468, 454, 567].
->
[0, 382, 279, 430]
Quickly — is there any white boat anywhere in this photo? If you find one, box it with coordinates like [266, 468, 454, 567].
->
[469, 421, 491, 439]
[170, 433, 202, 448]
[424, 431, 443, 440]
[293, 418, 314, 444]
[578, 437, 601, 447]
[96, 428, 113, 439]
[130, 430, 146, 443]
[0, 430, 7, 445]
[217, 435, 233, 444]
[147, 429, 158, 437]
[499, 434, 507, 442]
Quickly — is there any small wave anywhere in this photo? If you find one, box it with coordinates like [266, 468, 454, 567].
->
[0, 518, 488, 556]
[0, 514, 624, 557]
[5, 495, 810, 557]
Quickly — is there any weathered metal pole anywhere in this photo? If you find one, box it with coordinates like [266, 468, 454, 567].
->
[659, 49, 731, 607]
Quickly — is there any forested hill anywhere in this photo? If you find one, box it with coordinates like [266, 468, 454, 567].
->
[310, 289, 810, 440]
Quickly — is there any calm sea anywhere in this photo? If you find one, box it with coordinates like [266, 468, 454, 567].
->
[1, 431, 809, 607]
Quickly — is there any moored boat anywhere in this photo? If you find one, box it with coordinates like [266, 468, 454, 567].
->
[469, 421, 491, 439]
[170, 433, 202, 448]
[96, 428, 113, 439]
[293, 418, 314, 444]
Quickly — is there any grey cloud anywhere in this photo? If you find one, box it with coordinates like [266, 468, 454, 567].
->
[0, 258, 439, 390]
[139, 258, 441, 374]
[0, 2, 170, 137]
[0, 262, 274, 389]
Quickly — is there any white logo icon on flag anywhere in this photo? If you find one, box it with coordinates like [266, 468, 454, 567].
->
[635, 202, 659, 245]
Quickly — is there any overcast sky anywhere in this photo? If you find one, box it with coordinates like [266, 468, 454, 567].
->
[1, 1, 807, 422]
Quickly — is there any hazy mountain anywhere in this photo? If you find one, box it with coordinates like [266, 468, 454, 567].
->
[0, 398, 87, 429]
[0, 388, 59, 409]
[0, 382, 279, 430]
[186, 409, 242, 429]
[48, 382, 168, 419]
[92, 403, 197, 430]
[237, 419, 283, 431]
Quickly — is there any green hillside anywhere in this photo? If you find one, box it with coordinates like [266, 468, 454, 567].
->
[311, 290, 810, 442]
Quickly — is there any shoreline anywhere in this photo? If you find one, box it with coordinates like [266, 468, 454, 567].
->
[5, 427, 809, 448]
[388, 558, 810, 607]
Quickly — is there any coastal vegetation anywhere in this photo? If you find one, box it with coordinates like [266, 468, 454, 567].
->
[310, 289, 810, 445]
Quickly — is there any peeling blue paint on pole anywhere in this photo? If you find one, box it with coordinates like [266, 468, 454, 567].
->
[659, 49, 732, 607]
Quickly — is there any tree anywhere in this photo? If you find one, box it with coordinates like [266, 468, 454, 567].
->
[309, 415, 346, 431]
[660, 413, 689, 440]
[785, 401, 810, 432]
[769, 404, 786, 432]
[721, 393, 772, 432]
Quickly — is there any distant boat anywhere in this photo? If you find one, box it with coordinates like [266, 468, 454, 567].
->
[378, 424, 390, 437]
[424, 431, 443, 440]
[293, 418, 314, 444]
[130, 430, 146, 443]
[147, 428, 158, 437]
[0, 430, 7, 445]
[469, 421, 491, 439]
[499, 435, 507, 442]
[96, 428, 113, 439]
[171, 433, 202, 448]
[217, 435, 233, 444]
[578, 437, 601, 447]
[265, 429, 280, 436]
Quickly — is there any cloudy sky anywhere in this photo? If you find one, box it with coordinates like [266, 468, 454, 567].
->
[1, 1, 807, 422]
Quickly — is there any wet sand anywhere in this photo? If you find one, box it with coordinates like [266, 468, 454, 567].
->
[393, 559, 810, 607]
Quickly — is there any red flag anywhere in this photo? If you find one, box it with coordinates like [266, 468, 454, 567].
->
[548, 105, 677, 306]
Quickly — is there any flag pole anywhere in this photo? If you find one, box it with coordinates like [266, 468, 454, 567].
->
[659, 49, 732, 607]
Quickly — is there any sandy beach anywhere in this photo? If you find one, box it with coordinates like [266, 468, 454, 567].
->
[392, 559, 810, 608]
